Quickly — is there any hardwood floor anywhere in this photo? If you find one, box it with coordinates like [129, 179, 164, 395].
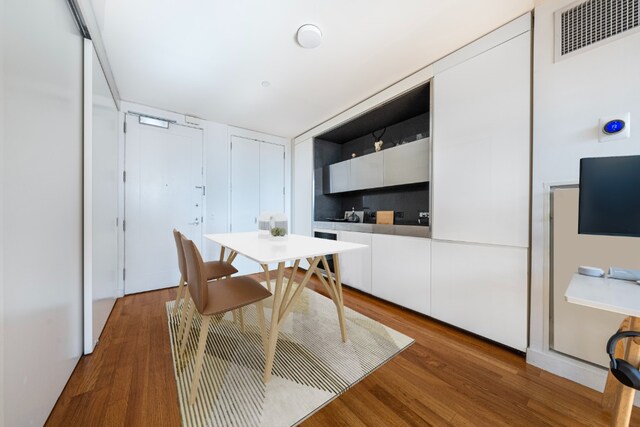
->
[46, 269, 640, 426]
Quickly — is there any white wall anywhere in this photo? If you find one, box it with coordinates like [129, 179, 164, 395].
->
[84, 40, 119, 354]
[0, 0, 5, 424]
[116, 102, 290, 293]
[529, 0, 640, 392]
[2, 0, 84, 425]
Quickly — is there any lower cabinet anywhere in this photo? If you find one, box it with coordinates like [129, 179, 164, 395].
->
[337, 231, 372, 293]
[371, 234, 431, 316]
[430, 240, 528, 351]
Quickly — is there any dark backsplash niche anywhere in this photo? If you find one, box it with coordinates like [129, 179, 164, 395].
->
[339, 183, 429, 225]
[340, 113, 429, 161]
[314, 138, 342, 221]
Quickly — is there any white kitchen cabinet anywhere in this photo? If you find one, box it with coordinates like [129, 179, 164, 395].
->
[371, 234, 431, 316]
[432, 31, 530, 248]
[328, 160, 351, 194]
[350, 151, 383, 190]
[293, 138, 313, 237]
[337, 231, 372, 293]
[383, 138, 430, 187]
[430, 240, 528, 351]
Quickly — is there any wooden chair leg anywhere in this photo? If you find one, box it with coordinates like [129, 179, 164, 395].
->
[189, 315, 212, 405]
[256, 300, 267, 355]
[172, 276, 185, 316]
[179, 304, 196, 357]
[177, 289, 191, 340]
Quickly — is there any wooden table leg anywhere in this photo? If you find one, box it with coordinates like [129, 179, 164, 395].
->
[332, 253, 348, 343]
[262, 257, 322, 383]
[603, 317, 631, 411]
[263, 262, 285, 383]
[261, 264, 271, 292]
[612, 316, 640, 427]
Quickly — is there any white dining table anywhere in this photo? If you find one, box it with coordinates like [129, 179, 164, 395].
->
[204, 231, 367, 382]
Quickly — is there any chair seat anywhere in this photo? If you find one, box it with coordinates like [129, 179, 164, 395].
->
[203, 276, 271, 316]
[204, 261, 238, 281]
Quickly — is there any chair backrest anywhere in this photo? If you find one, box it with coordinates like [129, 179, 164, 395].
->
[173, 229, 187, 281]
[180, 235, 208, 314]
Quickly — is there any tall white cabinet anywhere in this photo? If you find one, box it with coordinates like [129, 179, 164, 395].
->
[293, 138, 313, 237]
[431, 16, 531, 351]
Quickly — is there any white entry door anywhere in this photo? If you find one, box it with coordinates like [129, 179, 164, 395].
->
[124, 114, 204, 294]
[230, 136, 285, 274]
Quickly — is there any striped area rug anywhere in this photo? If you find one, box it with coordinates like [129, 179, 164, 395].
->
[166, 279, 414, 426]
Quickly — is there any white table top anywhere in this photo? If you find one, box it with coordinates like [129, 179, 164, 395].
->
[565, 273, 640, 318]
[204, 232, 367, 264]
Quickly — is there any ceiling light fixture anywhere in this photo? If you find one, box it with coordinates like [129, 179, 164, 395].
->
[261, 81, 271, 87]
[296, 24, 322, 49]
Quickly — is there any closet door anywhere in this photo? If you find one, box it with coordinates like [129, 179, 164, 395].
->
[260, 141, 285, 214]
[230, 136, 261, 274]
[230, 136, 260, 232]
[230, 136, 286, 274]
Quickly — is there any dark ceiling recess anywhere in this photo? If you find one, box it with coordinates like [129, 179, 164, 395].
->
[317, 82, 430, 144]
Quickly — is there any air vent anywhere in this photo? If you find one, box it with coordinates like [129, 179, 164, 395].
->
[555, 0, 639, 61]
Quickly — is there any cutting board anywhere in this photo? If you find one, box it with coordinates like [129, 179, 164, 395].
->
[376, 211, 394, 225]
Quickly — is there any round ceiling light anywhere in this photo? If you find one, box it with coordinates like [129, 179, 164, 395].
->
[261, 81, 271, 87]
[296, 24, 322, 49]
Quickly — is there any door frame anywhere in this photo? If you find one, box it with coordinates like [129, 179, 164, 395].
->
[118, 110, 205, 296]
[227, 127, 291, 235]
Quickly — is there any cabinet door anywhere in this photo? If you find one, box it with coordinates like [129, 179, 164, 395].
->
[329, 160, 351, 193]
[383, 138, 430, 186]
[371, 234, 431, 315]
[293, 138, 313, 237]
[337, 231, 372, 294]
[430, 240, 528, 351]
[350, 151, 383, 191]
[432, 32, 530, 248]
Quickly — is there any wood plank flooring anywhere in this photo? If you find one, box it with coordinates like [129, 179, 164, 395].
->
[46, 269, 640, 426]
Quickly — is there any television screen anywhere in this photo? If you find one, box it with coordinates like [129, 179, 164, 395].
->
[579, 155, 640, 237]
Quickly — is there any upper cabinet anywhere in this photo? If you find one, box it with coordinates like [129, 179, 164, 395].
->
[350, 151, 384, 190]
[324, 138, 430, 194]
[328, 159, 351, 193]
[383, 138, 430, 187]
[432, 28, 531, 248]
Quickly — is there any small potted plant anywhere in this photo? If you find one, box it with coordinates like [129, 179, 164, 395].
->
[269, 213, 288, 240]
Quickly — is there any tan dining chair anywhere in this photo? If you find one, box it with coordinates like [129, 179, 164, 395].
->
[173, 229, 240, 345]
[172, 229, 237, 317]
[180, 236, 271, 405]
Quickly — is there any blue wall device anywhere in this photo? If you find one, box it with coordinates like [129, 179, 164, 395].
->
[599, 113, 631, 142]
[603, 119, 625, 135]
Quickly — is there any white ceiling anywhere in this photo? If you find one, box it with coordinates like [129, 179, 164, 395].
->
[90, 0, 533, 138]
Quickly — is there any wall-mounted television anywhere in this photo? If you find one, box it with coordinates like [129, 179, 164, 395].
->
[578, 155, 640, 237]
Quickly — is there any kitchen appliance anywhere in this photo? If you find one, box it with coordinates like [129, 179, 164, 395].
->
[345, 209, 364, 223]
[314, 231, 336, 273]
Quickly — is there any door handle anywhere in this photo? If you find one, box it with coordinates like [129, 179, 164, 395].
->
[189, 217, 200, 226]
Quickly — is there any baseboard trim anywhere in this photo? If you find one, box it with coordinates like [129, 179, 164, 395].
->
[527, 348, 640, 407]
